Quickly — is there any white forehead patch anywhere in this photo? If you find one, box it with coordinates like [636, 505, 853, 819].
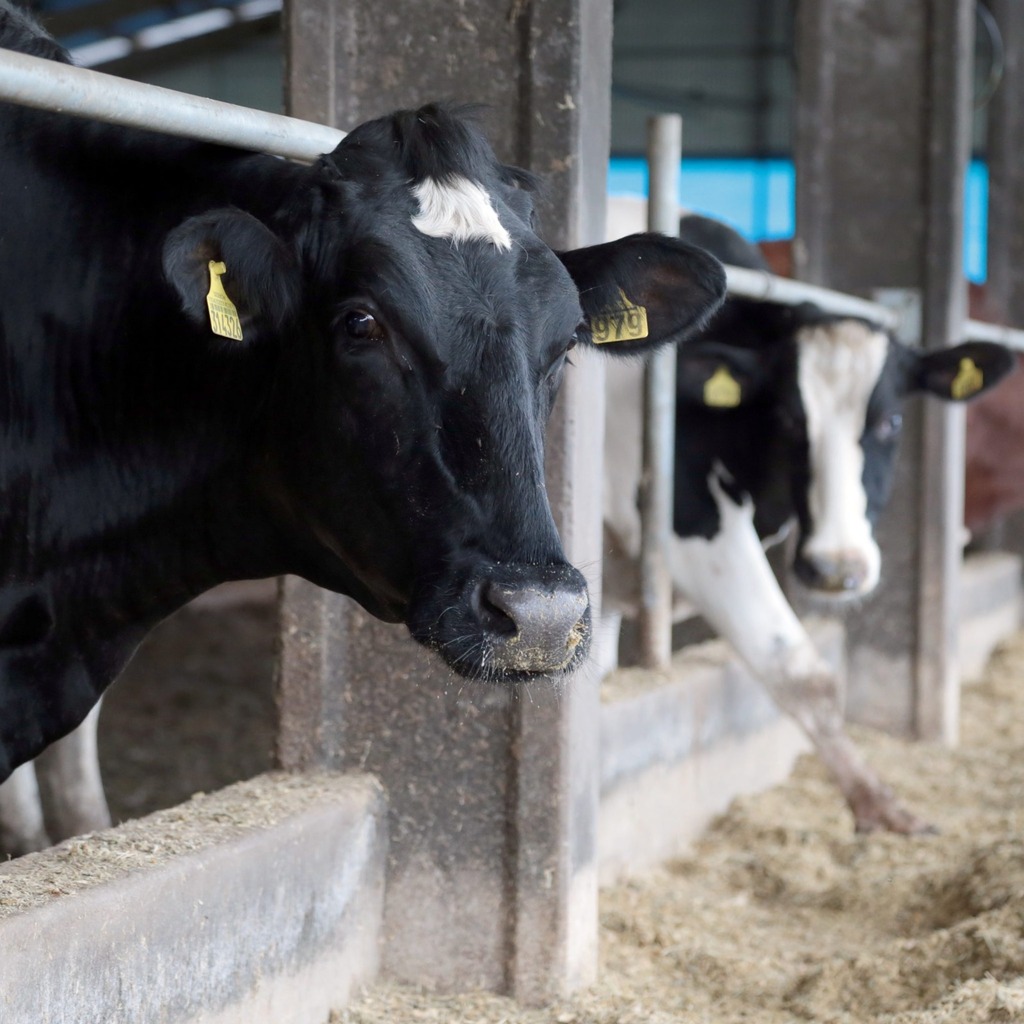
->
[797, 320, 889, 417]
[797, 319, 889, 593]
[411, 175, 513, 251]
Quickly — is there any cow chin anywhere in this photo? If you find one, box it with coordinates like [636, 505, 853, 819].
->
[406, 561, 592, 683]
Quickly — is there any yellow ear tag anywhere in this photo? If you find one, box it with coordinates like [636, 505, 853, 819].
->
[206, 260, 243, 342]
[591, 289, 649, 344]
[950, 356, 983, 400]
[703, 365, 741, 408]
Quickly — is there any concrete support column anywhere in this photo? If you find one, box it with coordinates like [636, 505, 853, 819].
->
[795, 0, 974, 742]
[279, 0, 611, 1002]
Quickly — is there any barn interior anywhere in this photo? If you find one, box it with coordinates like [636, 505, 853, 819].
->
[3, 2, 1024, 1022]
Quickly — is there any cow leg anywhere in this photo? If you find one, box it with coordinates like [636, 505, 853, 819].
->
[0, 761, 52, 856]
[33, 702, 111, 841]
[670, 476, 934, 834]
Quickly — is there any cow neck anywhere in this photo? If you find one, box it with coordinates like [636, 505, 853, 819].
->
[0, 123, 307, 626]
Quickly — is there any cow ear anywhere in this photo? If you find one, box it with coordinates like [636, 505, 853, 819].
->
[911, 341, 1016, 402]
[162, 208, 302, 344]
[676, 341, 772, 410]
[558, 233, 726, 356]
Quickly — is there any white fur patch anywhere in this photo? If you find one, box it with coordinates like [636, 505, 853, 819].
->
[411, 175, 512, 250]
[668, 471, 827, 684]
[0, 762, 49, 853]
[797, 320, 889, 594]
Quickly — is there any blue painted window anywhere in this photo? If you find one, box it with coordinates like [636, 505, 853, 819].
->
[610, 157, 989, 283]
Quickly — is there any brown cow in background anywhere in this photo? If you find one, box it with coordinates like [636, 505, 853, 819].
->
[964, 283, 1024, 536]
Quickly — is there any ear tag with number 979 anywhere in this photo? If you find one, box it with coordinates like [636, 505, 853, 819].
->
[206, 260, 243, 342]
[591, 289, 649, 344]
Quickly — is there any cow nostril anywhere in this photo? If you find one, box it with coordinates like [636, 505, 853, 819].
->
[474, 582, 518, 637]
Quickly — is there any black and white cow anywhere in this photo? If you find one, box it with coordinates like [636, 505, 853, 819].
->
[603, 213, 1013, 833]
[0, 2, 727, 852]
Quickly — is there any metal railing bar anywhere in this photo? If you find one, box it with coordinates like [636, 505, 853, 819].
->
[0, 47, 344, 161]
[723, 267, 1024, 352]
[723, 263, 900, 329]
[964, 318, 1024, 352]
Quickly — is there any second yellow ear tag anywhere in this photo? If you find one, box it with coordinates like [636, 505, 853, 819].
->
[591, 290, 649, 344]
[704, 365, 741, 408]
[950, 356, 983, 400]
[206, 260, 243, 342]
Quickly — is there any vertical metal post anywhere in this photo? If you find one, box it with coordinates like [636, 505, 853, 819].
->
[913, 0, 974, 745]
[637, 114, 682, 671]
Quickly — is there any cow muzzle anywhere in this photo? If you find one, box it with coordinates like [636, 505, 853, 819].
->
[793, 547, 879, 598]
[474, 572, 590, 674]
[408, 561, 591, 680]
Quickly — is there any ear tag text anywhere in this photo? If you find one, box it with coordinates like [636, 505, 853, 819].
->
[950, 356, 983, 400]
[591, 289, 649, 344]
[704, 365, 741, 408]
[206, 261, 243, 342]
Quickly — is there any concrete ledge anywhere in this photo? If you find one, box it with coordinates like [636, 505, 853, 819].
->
[0, 772, 386, 1024]
[598, 619, 845, 883]
[959, 552, 1022, 679]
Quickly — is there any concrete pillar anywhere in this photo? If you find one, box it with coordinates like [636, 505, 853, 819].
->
[794, 0, 974, 742]
[279, 0, 611, 1002]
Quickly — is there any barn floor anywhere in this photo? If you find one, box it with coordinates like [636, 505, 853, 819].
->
[332, 631, 1024, 1024]
[95, 595, 1024, 1023]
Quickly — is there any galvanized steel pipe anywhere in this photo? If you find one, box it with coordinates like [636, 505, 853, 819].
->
[723, 263, 900, 328]
[724, 267, 1024, 351]
[638, 114, 683, 672]
[0, 47, 345, 161]
[964, 318, 1024, 353]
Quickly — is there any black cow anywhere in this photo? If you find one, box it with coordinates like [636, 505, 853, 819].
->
[0, 0, 726, 801]
[603, 213, 1013, 832]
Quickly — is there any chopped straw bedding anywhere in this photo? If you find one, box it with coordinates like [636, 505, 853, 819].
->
[4, 601, 1024, 1023]
[336, 630, 1024, 1024]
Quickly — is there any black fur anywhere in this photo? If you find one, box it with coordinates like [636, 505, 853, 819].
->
[672, 215, 1014, 565]
[0, 9, 725, 779]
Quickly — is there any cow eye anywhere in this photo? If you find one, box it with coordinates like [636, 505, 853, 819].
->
[344, 310, 385, 341]
[545, 342, 575, 381]
[567, 330, 580, 351]
[874, 412, 902, 441]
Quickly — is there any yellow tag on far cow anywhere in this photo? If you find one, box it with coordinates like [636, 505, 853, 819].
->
[591, 290, 649, 344]
[950, 356, 983, 400]
[206, 260, 243, 342]
[703, 365, 741, 408]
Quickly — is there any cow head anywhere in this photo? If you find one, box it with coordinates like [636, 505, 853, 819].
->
[163, 104, 725, 681]
[790, 317, 1012, 597]
[677, 304, 1014, 600]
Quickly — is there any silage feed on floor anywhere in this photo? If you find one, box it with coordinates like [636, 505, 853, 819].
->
[333, 629, 1024, 1024]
